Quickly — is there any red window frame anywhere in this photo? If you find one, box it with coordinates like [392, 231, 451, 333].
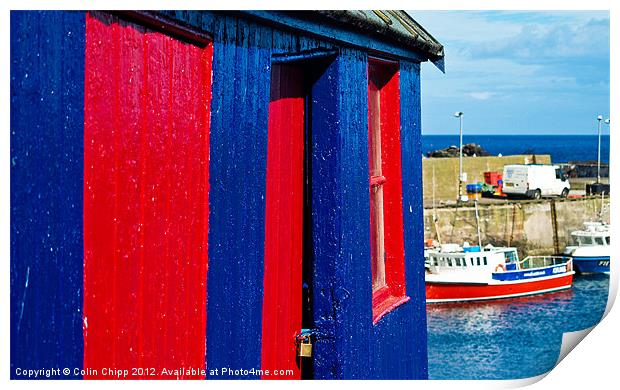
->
[367, 58, 410, 324]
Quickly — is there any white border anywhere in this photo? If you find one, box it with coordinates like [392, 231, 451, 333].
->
[1, 1, 617, 390]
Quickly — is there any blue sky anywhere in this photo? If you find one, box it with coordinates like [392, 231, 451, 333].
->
[410, 11, 610, 135]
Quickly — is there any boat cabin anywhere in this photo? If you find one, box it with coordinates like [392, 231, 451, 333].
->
[571, 222, 610, 246]
[425, 245, 520, 273]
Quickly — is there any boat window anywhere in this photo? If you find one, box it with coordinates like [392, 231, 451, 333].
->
[456, 258, 462, 267]
[581, 236, 593, 245]
[471, 258, 475, 266]
[483, 257, 488, 266]
[594, 237, 604, 245]
[505, 250, 518, 264]
[606, 236, 610, 245]
[476, 257, 481, 266]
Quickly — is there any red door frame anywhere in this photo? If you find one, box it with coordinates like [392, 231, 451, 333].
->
[261, 63, 306, 379]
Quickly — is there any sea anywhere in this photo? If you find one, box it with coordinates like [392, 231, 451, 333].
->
[423, 134, 611, 380]
[427, 275, 609, 380]
[422, 134, 611, 164]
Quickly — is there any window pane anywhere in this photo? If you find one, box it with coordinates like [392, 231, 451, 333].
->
[368, 62, 386, 292]
[368, 78, 382, 178]
[370, 184, 386, 290]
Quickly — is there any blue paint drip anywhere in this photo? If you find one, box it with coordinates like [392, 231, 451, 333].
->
[10, 10, 85, 379]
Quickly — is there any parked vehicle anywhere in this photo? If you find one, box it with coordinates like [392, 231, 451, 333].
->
[563, 221, 610, 274]
[425, 243, 574, 303]
[502, 164, 570, 199]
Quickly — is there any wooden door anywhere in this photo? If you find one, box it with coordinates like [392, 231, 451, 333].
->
[83, 12, 212, 378]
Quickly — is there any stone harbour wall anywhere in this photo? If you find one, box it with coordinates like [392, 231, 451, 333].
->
[423, 196, 610, 256]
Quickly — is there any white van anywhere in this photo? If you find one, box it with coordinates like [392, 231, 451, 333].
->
[502, 164, 570, 199]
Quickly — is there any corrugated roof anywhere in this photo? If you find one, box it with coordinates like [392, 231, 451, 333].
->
[314, 10, 445, 72]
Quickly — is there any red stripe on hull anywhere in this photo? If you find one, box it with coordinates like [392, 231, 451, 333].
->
[426, 274, 574, 303]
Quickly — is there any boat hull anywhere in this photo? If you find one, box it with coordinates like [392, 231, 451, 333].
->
[426, 273, 574, 303]
[572, 256, 610, 274]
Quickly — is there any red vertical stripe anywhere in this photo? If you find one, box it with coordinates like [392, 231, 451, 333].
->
[261, 64, 305, 379]
[380, 68, 406, 297]
[83, 12, 212, 379]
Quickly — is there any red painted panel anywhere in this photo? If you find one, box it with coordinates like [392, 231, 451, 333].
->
[379, 66, 406, 298]
[261, 64, 305, 379]
[83, 12, 212, 379]
[368, 60, 407, 323]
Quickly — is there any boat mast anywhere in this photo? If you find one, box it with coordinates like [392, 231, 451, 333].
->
[474, 199, 482, 248]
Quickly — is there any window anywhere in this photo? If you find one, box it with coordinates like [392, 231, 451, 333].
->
[368, 58, 409, 323]
[476, 257, 481, 266]
[595, 237, 604, 245]
[483, 257, 488, 266]
[606, 236, 611, 245]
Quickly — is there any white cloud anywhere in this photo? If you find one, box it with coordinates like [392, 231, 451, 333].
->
[411, 11, 610, 134]
[469, 92, 493, 100]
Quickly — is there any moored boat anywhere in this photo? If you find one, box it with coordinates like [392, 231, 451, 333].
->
[425, 244, 574, 303]
[563, 221, 610, 274]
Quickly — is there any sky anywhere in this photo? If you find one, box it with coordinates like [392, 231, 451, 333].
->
[409, 11, 610, 135]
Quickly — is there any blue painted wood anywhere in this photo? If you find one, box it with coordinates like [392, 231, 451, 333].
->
[244, 11, 425, 62]
[204, 15, 271, 379]
[307, 56, 342, 379]
[10, 11, 85, 379]
[330, 49, 375, 379]
[399, 60, 429, 379]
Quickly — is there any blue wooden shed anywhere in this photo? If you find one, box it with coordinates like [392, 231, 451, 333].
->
[11, 10, 444, 380]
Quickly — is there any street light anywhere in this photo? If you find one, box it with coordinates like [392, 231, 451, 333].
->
[596, 115, 603, 183]
[600, 118, 610, 183]
[454, 111, 464, 201]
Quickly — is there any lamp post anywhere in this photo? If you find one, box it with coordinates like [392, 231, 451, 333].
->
[602, 118, 610, 182]
[454, 111, 464, 202]
[597, 115, 603, 183]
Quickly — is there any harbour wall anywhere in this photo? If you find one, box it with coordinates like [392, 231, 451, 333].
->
[422, 154, 552, 203]
[423, 196, 610, 256]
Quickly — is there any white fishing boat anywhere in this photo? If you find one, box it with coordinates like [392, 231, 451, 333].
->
[425, 243, 574, 303]
[563, 221, 610, 274]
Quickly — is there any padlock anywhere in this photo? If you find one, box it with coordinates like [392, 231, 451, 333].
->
[298, 337, 312, 358]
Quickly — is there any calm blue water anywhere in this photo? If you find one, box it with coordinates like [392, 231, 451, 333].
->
[422, 135, 610, 164]
[427, 274, 609, 380]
